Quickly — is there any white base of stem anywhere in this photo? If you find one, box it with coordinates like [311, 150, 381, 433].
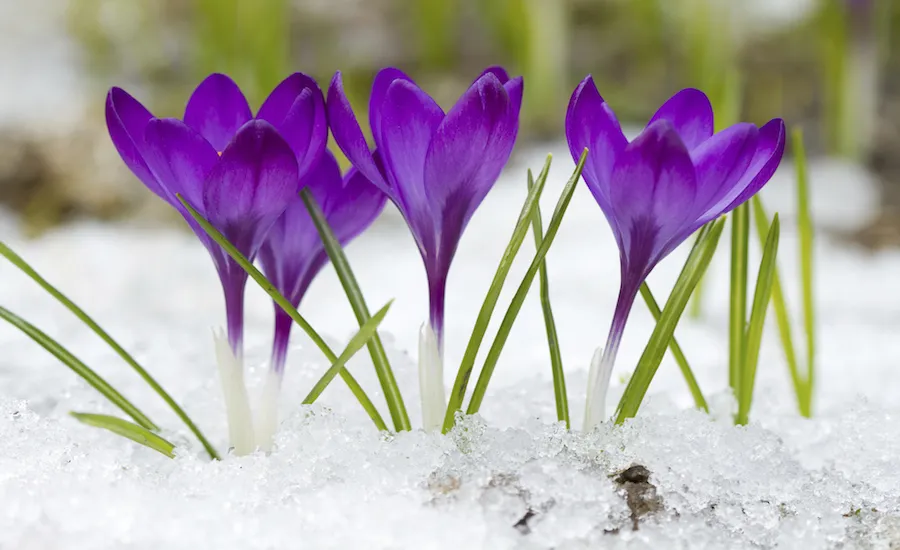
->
[583, 346, 613, 433]
[213, 329, 255, 456]
[254, 368, 283, 453]
[418, 323, 445, 432]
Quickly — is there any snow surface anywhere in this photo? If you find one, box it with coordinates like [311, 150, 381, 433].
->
[2, 145, 899, 549]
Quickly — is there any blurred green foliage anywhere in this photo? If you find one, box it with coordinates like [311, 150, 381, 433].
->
[65, 0, 897, 154]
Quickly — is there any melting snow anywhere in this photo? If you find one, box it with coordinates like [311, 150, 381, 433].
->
[1, 146, 898, 549]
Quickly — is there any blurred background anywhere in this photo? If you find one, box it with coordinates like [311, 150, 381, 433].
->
[0, 0, 897, 243]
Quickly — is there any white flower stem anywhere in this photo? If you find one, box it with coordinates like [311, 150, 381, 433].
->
[213, 329, 255, 456]
[254, 367, 283, 453]
[418, 322, 446, 431]
[583, 346, 615, 433]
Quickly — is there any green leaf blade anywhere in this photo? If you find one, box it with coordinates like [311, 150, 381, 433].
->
[442, 153, 555, 433]
[737, 215, 781, 425]
[302, 300, 393, 408]
[751, 196, 808, 416]
[0, 241, 219, 460]
[793, 128, 816, 414]
[638, 283, 708, 412]
[71, 412, 175, 458]
[729, 204, 750, 398]
[527, 169, 569, 428]
[615, 219, 727, 423]
[178, 194, 388, 431]
[465, 149, 588, 418]
[300, 188, 410, 432]
[0, 305, 156, 430]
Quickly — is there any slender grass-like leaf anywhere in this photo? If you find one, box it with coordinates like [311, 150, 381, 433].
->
[794, 128, 816, 415]
[736, 215, 780, 425]
[728, 204, 750, 396]
[178, 195, 388, 430]
[750, 196, 808, 415]
[0, 241, 219, 460]
[615, 219, 726, 422]
[441, 153, 556, 433]
[70, 412, 175, 458]
[0, 306, 156, 430]
[638, 283, 708, 412]
[465, 151, 588, 417]
[302, 300, 393, 406]
[526, 169, 569, 427]
[300, 188, 410, 432]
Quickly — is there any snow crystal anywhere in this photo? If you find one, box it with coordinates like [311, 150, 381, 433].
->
[2, 146, 900, 549]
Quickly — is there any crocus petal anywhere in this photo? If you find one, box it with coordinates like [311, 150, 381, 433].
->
[690, 123, 758, 222]
[503, 76, 524, 123]
[257, 72, 320, 125]
[259, 151, 385, 309]
[608, 120, 698, 276]
[142, 118, 219, 217]
[648, 88, 714, 151]
[369, 67, 414, 145]
[565, 76, 628, 209]
[719, 118, 787, 213]
[184, 73, 253, 152]
[277, 89, 328, 176]
[327, 71, 390, 195]
[378, 78, 445, 250]
[202, 120, 299, 257]
[105, 88, 167, 199]
[473, 66, 523, 115]
[315, 155, 387, 244]
[423, 72, 514, 235]
[257, 73, 327, 174]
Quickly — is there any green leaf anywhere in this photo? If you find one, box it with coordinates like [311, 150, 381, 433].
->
[303, 300, 393, 405]
[794, 128, 816, 415]
[300, 188, 410, 432]
[615, 219, 726, 422]
[750, 196, 809, 417]
[178, 195, 388, 431]
[70, 412, 175, 458]
[736, 214, 780, 425]
[638, 283, 708, 412]
[442, 153, 554, 433]
[728, 203, 750, 397]
[0, 241, 219, 460]
[465, 149, 588, 418]
[526, 168, 569, 428]
[0, 305, 156, 430]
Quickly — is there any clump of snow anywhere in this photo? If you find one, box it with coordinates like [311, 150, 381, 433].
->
[2, 147, 900, 548]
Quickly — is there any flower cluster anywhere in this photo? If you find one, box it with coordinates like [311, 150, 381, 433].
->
[106, 67, 784, 452]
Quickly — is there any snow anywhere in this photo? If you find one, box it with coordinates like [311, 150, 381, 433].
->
[2, 145, 900, 549]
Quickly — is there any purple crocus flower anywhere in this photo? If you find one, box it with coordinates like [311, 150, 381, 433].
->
[327, 66, 523, 346]
[327, 66, 523, 429]
[258, 151, 387, 374]
[106, 72, 327, 355]
[566, 76, 786, 431]
[106, 72, 326, 453]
